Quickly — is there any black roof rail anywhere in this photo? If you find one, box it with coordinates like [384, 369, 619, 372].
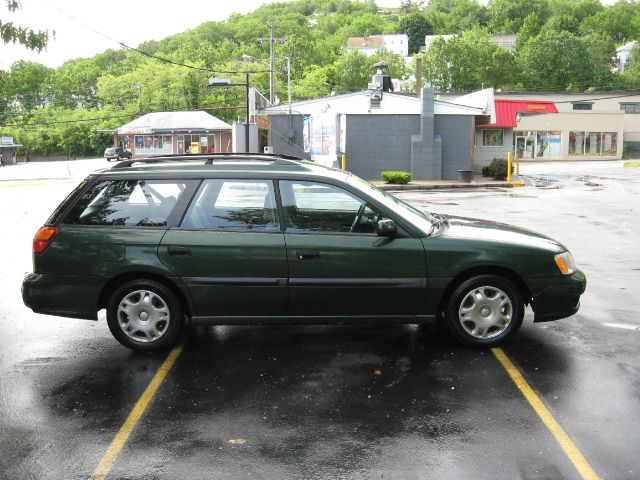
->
[111, 152, 306, 169]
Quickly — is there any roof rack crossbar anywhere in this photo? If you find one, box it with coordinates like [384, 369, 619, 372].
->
[111, 152, 305, 169]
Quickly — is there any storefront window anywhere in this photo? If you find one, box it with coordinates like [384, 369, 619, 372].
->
[482, 130, 504, 146]
[180, 134, 217, 154]
[601, 132, 617, 155]
[536, 131, 561, 158]
[569, 131, 585, 156]
[584, 132, 601, 155]
[134, 135, 174, 155]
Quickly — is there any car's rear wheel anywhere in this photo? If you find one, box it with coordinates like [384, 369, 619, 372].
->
[445, 274, 523, 347]
[107, 279, 183, 351]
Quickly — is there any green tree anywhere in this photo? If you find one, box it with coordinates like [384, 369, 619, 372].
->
[423, 28, 515, 91]
[517, 29, 615, 90]
[425, 0, 488, 33]
[333, 49, 372, 91]
[396, 11, 432, 54]
[1, 0, 50, 51]
[487, 0, 549, 34]
[580, 0, 640, 42]
[515, 12, 541, 50]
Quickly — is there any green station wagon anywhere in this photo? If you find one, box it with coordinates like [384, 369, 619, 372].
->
[22, 154, 586, 351]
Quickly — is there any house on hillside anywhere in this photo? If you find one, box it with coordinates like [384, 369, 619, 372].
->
[616, 40, 638, 72]
[346, 35, 409, 57]
[111, 111, 232, 157]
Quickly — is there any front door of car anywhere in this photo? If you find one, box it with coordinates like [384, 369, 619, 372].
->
[279, 180, 427, 317]
[158, 179, 287, 317]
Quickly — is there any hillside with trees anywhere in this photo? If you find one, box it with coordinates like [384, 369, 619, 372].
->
[1, 0, 640, 158]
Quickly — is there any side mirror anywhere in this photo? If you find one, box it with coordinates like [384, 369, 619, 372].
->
[376, 218, 397, 237]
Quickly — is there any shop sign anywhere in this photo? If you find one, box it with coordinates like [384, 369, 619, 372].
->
[1, 136, 14, 145]
[117, 127, 152, 135]
[527, 104, 548, 111]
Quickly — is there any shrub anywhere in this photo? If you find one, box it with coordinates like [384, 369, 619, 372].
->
[481, 158, 513, 180]
[381, 171, 411, 184]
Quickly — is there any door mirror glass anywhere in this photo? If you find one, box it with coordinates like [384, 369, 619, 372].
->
[376, 218, 397, 237]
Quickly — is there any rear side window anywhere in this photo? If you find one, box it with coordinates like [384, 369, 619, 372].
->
[64, 180, 189, 227]
[181, 179, 279, 231]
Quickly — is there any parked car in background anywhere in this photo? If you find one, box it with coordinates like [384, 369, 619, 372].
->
[22, 153, 586, 351]
[104, 147, 132, 161]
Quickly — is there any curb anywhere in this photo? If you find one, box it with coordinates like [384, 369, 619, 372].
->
[377, 182, 512, 191]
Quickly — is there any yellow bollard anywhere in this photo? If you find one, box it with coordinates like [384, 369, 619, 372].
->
[507, 151, 512, 184]
[341, 154, 346, 171]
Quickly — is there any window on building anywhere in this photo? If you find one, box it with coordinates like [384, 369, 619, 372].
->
[569, 131, 585, 155]
[177, 134, 217, 154]
[536, 131, 561, 158]
[584, 132, 601, 155]
[570, 131, 617, 156]
[572, 103, 593, 111]
[601, 132, 617, 155]
[482, 130, 504, 146]
[620, 103, 640, 114]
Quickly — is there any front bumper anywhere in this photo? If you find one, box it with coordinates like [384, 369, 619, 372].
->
[22, 272, 102, 320]
[530, 269, 587, 322]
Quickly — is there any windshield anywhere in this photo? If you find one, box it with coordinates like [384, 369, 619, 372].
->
[344, 173, 436, 235]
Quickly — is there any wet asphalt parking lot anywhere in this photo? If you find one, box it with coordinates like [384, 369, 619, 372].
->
[0, 160, 639, 479]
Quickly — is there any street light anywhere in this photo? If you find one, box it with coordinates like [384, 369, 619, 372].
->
[208, 74, 250, 152]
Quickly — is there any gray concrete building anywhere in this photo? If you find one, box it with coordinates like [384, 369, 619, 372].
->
[258, 87, 488, 180]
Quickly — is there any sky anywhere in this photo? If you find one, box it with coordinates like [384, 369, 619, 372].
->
[0, 0, 403, 70]
[0, 0, 617, 71]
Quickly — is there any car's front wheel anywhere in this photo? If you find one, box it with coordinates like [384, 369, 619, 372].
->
[106, 279, 183, 351]
[445, 274, 524, 347]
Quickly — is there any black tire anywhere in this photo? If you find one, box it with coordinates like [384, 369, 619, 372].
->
[444, 274, 524, 347]
[107, 279, 183, 351]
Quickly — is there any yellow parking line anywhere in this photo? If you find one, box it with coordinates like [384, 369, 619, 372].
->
[491, 347, 600, 480]
[91, 338, 187, 480]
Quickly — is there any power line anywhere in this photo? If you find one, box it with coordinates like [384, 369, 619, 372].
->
[48, 4, 272, 76]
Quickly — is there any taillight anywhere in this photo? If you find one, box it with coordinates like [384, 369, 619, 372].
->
[33, 226, 58, 254]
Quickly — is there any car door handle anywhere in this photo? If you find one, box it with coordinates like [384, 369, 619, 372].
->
[167, 246, 192, 256]
[296, 249, 320, 260]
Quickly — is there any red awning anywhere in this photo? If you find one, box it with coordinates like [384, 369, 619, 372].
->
[477, 100, 558, 128]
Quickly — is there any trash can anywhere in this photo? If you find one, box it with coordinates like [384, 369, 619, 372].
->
[458, 169, 473, 183]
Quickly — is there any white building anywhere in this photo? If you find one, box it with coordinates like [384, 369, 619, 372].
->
[346, 34, 409, 57]
[616, 40, 638, 72]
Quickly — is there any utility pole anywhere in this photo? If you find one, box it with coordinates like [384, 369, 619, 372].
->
[269, 23, 275, 104]
[258, 25, 285, 105]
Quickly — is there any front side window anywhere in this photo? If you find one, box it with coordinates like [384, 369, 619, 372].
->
[280, 180, 382, 234]
[181, 179, 279, 231]
[65, 180, 188, 226]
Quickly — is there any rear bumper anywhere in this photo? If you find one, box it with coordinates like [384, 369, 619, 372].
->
[22, 273, 102, 320]
[530, 269, 587, 322]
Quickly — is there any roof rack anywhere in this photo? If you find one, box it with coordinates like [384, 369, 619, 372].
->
[110, 152, 306, 169]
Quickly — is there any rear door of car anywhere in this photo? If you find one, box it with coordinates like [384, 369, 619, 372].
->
[279, 179, 427, 318]
[158, 178, 287, 317]
[35, 178, 194, 316]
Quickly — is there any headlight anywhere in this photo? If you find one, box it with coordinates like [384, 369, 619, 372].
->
[554, 251, 576, 275]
